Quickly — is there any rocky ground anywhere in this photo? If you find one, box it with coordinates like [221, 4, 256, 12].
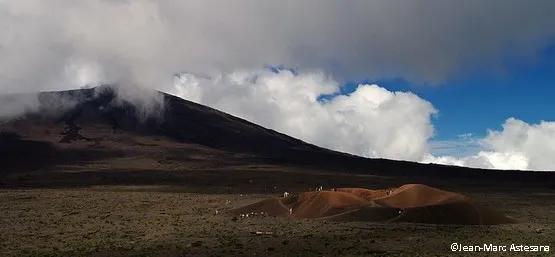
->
[1, 170, 553, 257]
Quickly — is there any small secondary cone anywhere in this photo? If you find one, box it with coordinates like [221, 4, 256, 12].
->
[230, 184, 518, 225]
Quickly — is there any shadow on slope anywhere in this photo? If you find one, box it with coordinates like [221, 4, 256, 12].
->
[0, 132, 123, 176]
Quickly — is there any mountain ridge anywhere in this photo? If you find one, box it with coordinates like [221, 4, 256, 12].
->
[1, 86, 554, 186]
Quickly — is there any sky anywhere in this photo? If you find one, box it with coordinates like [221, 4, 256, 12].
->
[1, 0, 555, 171]
[348, 45, 555, 155]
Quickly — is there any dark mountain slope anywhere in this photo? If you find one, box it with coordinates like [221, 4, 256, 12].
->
[1, 85, 554, 186]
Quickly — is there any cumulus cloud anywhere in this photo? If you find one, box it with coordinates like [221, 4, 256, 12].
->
[169, 69, 555, 171]
[1, 0, 555, 96]
[1, 0, 555, 171]
[423, 118, 555, 171]
[170, 69, 437, 161]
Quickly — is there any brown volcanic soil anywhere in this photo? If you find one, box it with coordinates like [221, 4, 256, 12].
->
[232, 184, 517, 225]
[0, 86, 554, 256]
[372, 184, 468, 209]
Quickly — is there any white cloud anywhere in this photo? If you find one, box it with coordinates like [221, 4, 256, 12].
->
[1, 0, 555, 97]
[422, 152, 530, 171]
[423, 118, 555, 171]
[1, 0, 555, 171]
[170, 69, 555, 171]
[169, 69, 437, 162]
